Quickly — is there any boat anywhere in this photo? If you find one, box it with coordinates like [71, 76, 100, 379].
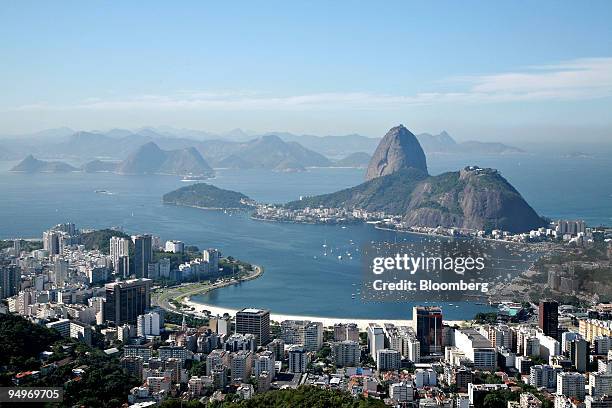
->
[181, 175, 208, 182]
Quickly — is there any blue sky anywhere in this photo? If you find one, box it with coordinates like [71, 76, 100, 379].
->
[1, 1, 611, 142]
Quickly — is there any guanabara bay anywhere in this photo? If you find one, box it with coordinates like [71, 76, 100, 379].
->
[1, 4, 610, 408]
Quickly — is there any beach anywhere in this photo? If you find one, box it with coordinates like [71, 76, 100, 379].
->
[156, 263, 467, 330]
[181, 295, 466, 331]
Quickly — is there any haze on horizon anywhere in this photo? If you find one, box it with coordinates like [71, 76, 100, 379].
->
[1, 1, 611, 144]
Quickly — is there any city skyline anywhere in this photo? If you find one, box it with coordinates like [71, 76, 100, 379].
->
[1, 2, 611, 142]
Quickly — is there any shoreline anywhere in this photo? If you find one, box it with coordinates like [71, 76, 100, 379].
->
[182, 298, 467, 331]
[373, 224, 541, 247]
[163, 202, 253, 211]
[153, 264, 264, 313]
[155, 264, 468, 330]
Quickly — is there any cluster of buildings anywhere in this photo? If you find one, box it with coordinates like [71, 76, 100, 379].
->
[4, 222, 612, 407]
[0, 223, 225, 331]
[253, 204, 385, 225]
[255, 199, 607, 247]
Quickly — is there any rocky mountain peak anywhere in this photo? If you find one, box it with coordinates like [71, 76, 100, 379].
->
[365, 125, 428, 181]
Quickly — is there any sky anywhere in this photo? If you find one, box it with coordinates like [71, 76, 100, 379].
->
[1, 1, 611, 142]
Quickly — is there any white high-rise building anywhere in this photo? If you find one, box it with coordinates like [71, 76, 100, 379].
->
[414, 368, 437, 388]
[230, 350, 253, 381]
[376, 349, 400, 371]
[332, 340, 360, 367]
[524, 337, 541, 357]
[137, 312, 161, 337]
[304, 322, 323, 351]
[535, 331, 561, 359]
[333, 323, 360, 342]
[454, 328, 496, 371]
[165, 240, 184, 253]
[110, 236, 130, 275]
[384, 324, 421, 363]
[202, 249, 220, 273]
[486, 324, 514, 349]
[54, 259, 69, 288]
[368, 323, 385, 362]
[594, 336, 612, 355]
[280, 320, 322, 351]
[43, 230, 61, 255]
[557, 372, 586, 401]
[589, 372, 612, 397]
[561, 332, 582, 354]
[211, 315, 231, 336]
[529, 365, 560, 390]
[281, 320, 308, 344]
[254, 351, 275, 378]
[225, 333, 256, 352]
[389, 381, 414, 402]
[288, 345, 308, 373]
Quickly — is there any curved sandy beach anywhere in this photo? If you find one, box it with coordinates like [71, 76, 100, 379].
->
[156, 263, 466, 330]
[182, 297, 465, 331]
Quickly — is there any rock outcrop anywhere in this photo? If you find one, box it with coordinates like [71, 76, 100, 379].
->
[365, 125, 428, 180]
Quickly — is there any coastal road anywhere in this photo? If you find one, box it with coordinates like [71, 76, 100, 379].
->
[151, 265, 263, 315]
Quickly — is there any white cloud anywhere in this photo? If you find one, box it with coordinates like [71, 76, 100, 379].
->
[9, 57, 612, 112]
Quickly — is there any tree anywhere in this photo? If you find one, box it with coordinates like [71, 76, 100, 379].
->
[215, 385, 387, 407]
[483, 393, 507, 408]
[317, 345, 331, 360]
[190, 360, 206, 377]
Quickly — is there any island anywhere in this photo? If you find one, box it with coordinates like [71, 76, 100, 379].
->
[162, 182, 256, 210]
[9, 154, 78, 173]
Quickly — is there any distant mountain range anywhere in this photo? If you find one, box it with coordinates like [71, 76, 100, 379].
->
[114, 142, 214, 176]
[262, 130, 523, 156]
[0, 127, 524, 166]
[286, 125, 544, 233]
[10, 142, 215, 177]
[416, 131, 524, 154]
[332, 152, 372, 168]
[212, 134, 331, 171]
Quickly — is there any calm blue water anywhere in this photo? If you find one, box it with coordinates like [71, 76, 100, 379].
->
[0, 152, 610, 319]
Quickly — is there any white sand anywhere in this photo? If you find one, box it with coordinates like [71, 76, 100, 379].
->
[182, 297, 465, 330]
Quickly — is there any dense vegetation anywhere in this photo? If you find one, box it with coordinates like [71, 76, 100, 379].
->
[80, 228, 132, 254]
[473, 312, 499, 324]
[286, 167, 428, 214]
[0, 313, 62, 376]
[158, 386, 387, 408]
[163, 183, 255, 209]
[0, 314, 139, 407]
[164, 309, 209, 327]
[223, 386, 387, 407]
